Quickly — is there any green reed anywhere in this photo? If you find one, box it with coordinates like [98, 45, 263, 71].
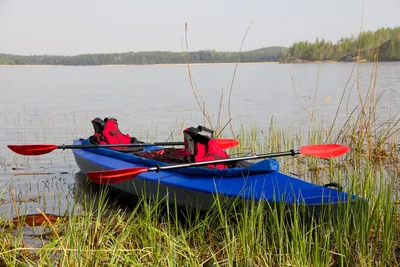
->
[0, 122, 398, 266]
[0, 132, 398, 264]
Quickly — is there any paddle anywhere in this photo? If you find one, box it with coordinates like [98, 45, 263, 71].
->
[87, 144, 350, 184]
[7, 139, 240, 156]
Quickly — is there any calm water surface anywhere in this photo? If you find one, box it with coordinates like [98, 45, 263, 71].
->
[0, 62, 399, 217]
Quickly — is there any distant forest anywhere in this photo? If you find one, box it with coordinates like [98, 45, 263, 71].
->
[285, 27, 400, 62]
[0, 47, 282, 66]
[0, 27, 399, 65]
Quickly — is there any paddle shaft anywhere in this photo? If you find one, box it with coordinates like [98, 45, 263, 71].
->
[147, 149, 298, 172]
[86, 144, 350, 183]
[58, 142, 185, 150]
[8, 138, 240, 156]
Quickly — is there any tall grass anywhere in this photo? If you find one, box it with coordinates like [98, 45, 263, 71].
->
[0, 116, 398, 266]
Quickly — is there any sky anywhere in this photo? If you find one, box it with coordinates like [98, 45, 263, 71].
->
[1, 0, 399, 55]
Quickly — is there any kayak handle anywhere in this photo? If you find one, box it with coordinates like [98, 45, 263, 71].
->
[323, 182, 343, 191]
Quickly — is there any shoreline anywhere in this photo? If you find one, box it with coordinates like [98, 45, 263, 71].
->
[1, 59, 396, 67]
[0, 62, 279, 67]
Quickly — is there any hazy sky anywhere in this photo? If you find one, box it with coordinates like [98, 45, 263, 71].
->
[1, 0, 399, 55]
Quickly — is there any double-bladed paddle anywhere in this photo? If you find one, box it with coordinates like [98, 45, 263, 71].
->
[87, 144, 350, 184]
[7, 139, 240, 156]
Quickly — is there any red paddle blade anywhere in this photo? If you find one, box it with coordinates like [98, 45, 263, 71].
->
[299, 144, 350, 159]
[7, 144, 58, 156]
[13, 213, 63, 227]
[215, 139, 240, 149]
[87, 167, 148, 184]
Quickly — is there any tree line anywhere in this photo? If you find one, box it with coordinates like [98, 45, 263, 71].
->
[0, 27, 399, 65]
[284, 27, 400, 62]
[0, 50, 280, 66]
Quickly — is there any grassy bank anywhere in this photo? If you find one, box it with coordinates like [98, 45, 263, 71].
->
[0, 121, 398, 266]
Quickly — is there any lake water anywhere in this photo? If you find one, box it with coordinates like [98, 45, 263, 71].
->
[0, 62, 399, 217]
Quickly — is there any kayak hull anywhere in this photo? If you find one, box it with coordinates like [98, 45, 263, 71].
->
[72, 139, 364, 217]
[74, 152, 228, 210]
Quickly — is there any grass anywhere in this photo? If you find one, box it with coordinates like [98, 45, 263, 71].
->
[0, 118, 398, 266]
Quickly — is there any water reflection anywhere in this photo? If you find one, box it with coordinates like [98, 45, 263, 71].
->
[4, 171, 142, 249]
[0, 169, 140, 221]
[72, 171, 141, 214]
[0, 171, 74, 219]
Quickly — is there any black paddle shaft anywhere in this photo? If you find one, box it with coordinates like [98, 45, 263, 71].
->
[59, 142, 184, 150]
[148, 149, 299, 172]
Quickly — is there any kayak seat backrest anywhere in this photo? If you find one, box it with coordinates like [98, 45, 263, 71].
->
[102, 118, 131, 145]
[183, 126, 230, 169]
[91, 117, 107, 145]
[90, 117, 144, 152]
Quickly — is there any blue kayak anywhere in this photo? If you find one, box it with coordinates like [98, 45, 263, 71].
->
[72, 139, 360, 215]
